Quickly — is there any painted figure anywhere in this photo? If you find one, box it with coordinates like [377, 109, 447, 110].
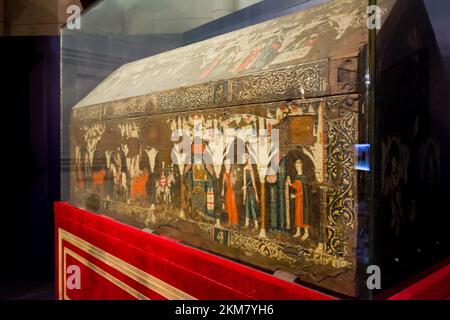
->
[197, 46, 240, 80]
[145, 148, 158, 209]
[130, 169, 149, 203]
[156, 162, 171, 205]
[92, 168, 106, 194]
[104, 151, 115, 199]
[146, 171, 157, 208]
[206, 171, 215, 218]
[287, 159, 310, 240]
[74, 146, 84, 190]
[222, 161, 238, 226]
[110, 150, 123, 198]
[192, 163, 208, 215]
[204, 164, 221, 226]
[243, 153, 259, 230]
[277, 157, 288, 231]
[183, 165, 194, 215]
[267, 174, 278, 231]
[235, 35, 282, 73]
[168, 165, 179, 209]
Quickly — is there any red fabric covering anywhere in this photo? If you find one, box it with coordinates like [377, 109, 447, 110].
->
[55, 202, 334, 300]
[388, 259, 450, 300]
[54, 202, 449, 300]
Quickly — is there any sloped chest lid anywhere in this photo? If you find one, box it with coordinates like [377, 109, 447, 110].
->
[73, 0, 377, 109]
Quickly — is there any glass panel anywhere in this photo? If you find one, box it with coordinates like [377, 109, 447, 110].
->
[61, 0, 381, 298]
[373, 0, 449, 298]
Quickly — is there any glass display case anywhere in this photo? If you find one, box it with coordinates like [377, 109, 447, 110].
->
[61, 0, 449, 298]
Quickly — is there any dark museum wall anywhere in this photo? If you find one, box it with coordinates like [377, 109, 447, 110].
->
[0, 36, 60, 287]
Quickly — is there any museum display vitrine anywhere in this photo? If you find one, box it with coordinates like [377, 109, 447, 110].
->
[61, 0, 449, 298]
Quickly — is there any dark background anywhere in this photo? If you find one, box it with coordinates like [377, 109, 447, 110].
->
[0, 37, 60, 298]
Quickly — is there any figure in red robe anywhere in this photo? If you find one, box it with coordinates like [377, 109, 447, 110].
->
[287, 159, 310, 240]
[222, 162, 238, 226]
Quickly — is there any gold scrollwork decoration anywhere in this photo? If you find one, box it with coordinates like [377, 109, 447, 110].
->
[111, 96, 148, 116]
[230, 232, 297, 264]
[324, 97, 357, 257]
[156, 83, 212, 112]
[72, 105, 105, 121]
[232, 61, 328, 103]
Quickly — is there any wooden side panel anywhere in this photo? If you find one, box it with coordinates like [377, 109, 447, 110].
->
[69, 94, 362, 297]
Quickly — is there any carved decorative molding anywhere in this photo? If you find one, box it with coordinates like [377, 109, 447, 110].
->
[156, 83, 212, 112]
[231, 61, 328, 104]
[324, 96, 358, 257]
[71, 60, 329, 122]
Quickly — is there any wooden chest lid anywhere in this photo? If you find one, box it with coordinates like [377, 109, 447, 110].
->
[72, 0, 396, 120]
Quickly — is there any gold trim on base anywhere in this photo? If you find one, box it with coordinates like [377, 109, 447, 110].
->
[58, 227, 196, 300]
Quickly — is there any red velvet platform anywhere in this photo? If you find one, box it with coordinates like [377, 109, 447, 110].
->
[54, 202, 449, 300]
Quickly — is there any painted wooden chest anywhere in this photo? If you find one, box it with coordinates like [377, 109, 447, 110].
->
[68, 0, 447, 297]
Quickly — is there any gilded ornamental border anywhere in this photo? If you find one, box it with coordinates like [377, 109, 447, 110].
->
[72, 59, 329, 122]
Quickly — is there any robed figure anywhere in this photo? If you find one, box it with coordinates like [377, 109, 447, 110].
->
[222, 161, 238, 226]
[287, 159, 310, 240]
[243, 153, 259, 230]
